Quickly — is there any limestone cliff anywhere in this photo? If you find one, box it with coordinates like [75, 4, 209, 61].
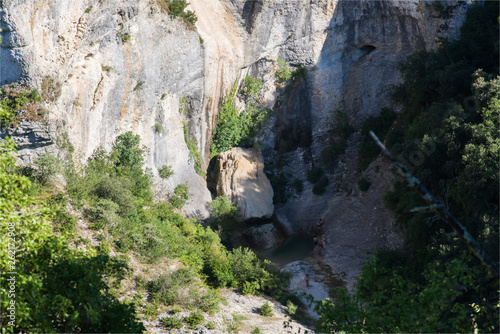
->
[1, 0, 213, 217]
[0, 0, 471, 280]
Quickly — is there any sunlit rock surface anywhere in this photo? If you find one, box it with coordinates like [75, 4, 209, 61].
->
[213, 147, 274, 220]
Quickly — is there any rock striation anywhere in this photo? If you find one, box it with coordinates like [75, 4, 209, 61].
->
[1, 0, 213, 217]
[0, 0, 472, 280]
[213, 147, 274, 220]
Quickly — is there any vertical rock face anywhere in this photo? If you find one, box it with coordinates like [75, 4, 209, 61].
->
[0, 0, 470, 272]
[1, 0, 212, 217]
[310, 0, 469, 152]
[213, 147, 274, 220]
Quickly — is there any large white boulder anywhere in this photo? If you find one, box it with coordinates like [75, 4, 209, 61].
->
[214, 147, 274, 220]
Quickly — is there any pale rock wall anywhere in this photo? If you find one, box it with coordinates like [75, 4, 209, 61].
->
[213, 147, 273, 220]
[0, 0, 338, 218]
[1, 0, 212, 217]
[274, 0, 469, 229]
[0, 0, 471, 276]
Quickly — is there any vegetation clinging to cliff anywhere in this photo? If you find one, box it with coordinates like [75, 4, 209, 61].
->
[0, 85, 43, 127]
[0, 138, 145, 333]
[357, 107, 396, 171]
[316, 2, 499, 332]
[210, 78, 271, 158]
[158, 0, 198, 28]
[1, 127, 290, 331]
[320, 110, 354, 173]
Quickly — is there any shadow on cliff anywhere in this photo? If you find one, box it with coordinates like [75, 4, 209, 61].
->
[274, 76, 312, 154]
[314, 0, 426, 123]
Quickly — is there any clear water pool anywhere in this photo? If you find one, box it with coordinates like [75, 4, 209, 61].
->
[260, 234, 314, 266]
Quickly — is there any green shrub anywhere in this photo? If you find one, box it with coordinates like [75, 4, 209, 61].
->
[134, 275, 147, 290]
[153, 123, 163, 133]
[148, 268, 196, 306]
[196, 288, 221, 314]
[291, 66, 306, 81]
[133, 81, 144, 91]
[229, 247, 291, 297]
[286, 300, 298, 316]
[320, 141, 346, 172]
[183, 123, 204, 176]
[358, 108, 396, 171]
[84, 199, 119, 230]
[307, 167, 324, 184]
[0, 86, 43, 125]
[252, 140, 263, 152]
[206, 321, 216, 329]
[162, 0, 198, 27]
[266, 169, 288, 204]
[321, 110, 354, 172]
[251, 327, 262, 334]
[92, 176, 137, 218]
[175, 183, 190, 197]
[184, 312, 204, 327]
[210, 87, 271, 158]
[208, 195, 240, 231]
[161, 315, 183, 329]
[242, 76, 263, 100]
[112, 131, 145, 169]
[259, 301, 274, 317]
[0, 102, 15, 126]
[119, 31, 130, 43]
[358, 177, 370, 192]
[169, 307, 182, 314]
[312, 176, 329, 195]
[292, 178, 304, 193]
[48, 192, 67, 206]
[32, 152, 61, 185]
[170, 183, 189, 208]
[132, 224, 167, 262]
[148, 275, 185, 305]
[179, 96, 188, 114]
[276, 58, 291, 83]
[159, 164, 174, 179]
[101, 64, 113, 72]
[52, 208, 77, 234]
[144, 302, 159, 320]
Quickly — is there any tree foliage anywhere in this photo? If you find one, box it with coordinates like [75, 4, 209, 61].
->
[0, 139, 144, 333]
[358, 107, 396, 170]
[160, 0, 197, 27]
[316, 3, 499, 332]
[210, 83, 271, 158]
[321, 110, 354, 172]
[276, 58, 292, 83]
[207, 195, 240, 232]
[1, 122, 293, 331]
